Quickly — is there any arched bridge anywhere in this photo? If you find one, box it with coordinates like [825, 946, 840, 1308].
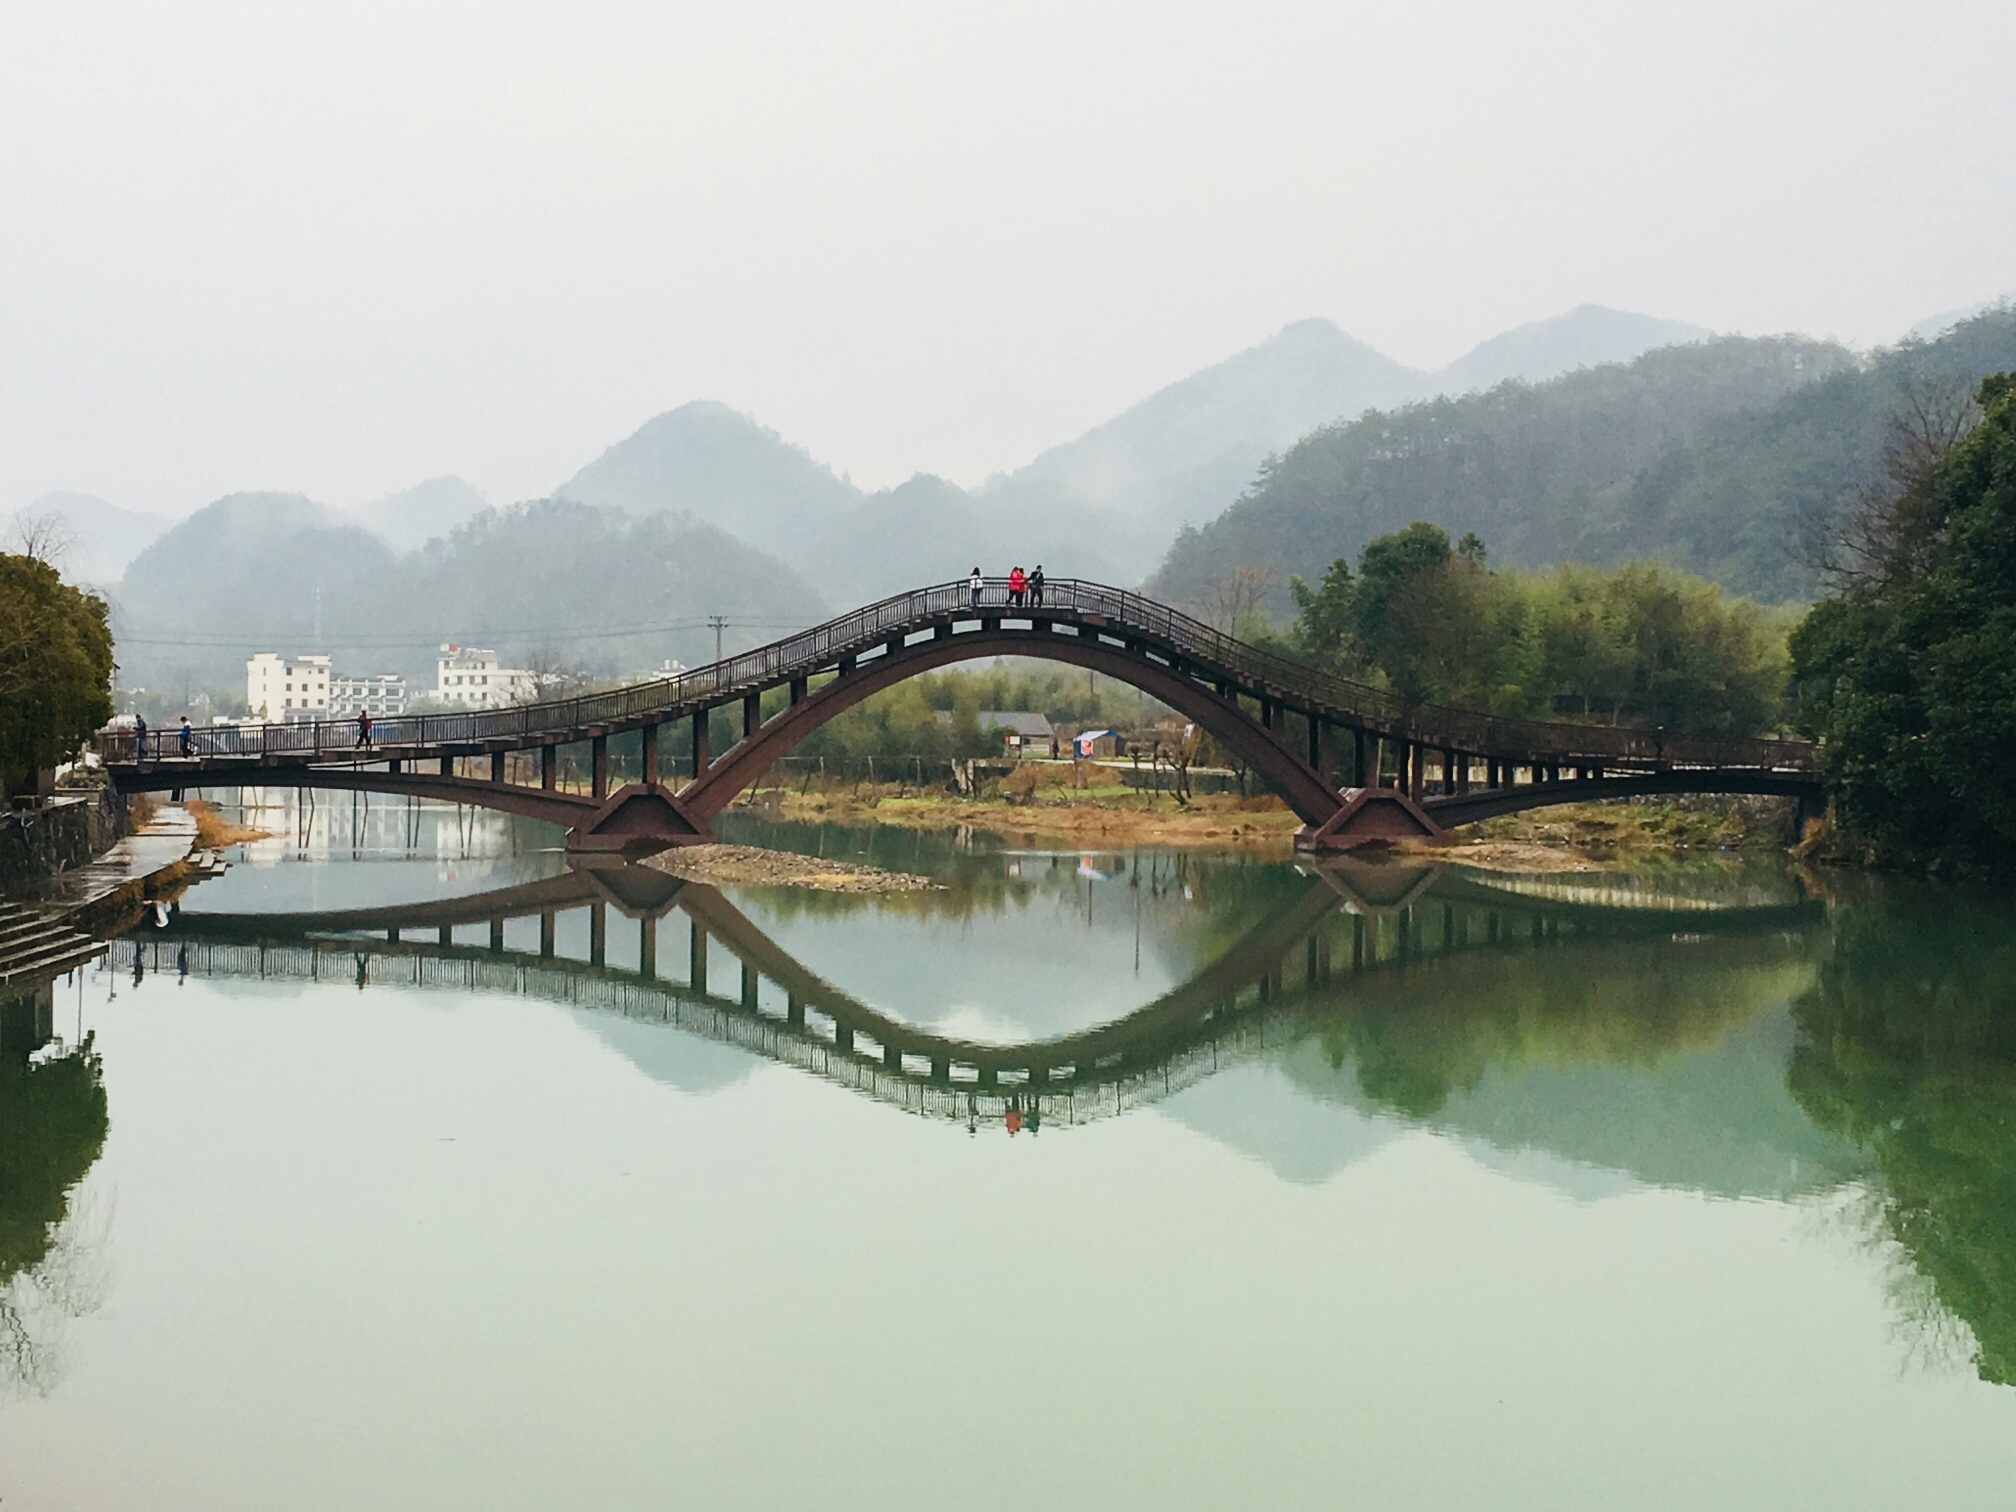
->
[97, 579, 1822, 853]
[112, 858, 1821, 1132]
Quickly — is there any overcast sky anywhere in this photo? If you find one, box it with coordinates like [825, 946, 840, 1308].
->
[4, 0, 2011, 516]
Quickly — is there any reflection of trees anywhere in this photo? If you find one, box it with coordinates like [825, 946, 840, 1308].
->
[1788, 892, 2016, 1386]
[0, 1028, 110, 1393]
[1313, 934, 1814, 1118]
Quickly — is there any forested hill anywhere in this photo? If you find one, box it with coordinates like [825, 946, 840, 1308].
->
[112, 496, 824, 694]
[1150, 307, 2016, 605]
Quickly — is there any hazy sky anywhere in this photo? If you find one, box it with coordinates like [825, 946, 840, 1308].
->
[4, 0, 2011, 515]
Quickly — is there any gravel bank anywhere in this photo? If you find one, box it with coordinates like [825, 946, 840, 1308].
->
[642, 844, 940, 893]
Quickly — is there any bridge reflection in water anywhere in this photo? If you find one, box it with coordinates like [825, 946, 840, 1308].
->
[111, 859, 1822, 1132]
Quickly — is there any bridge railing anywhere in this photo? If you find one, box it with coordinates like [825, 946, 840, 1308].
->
[93, 578, 1818, 772]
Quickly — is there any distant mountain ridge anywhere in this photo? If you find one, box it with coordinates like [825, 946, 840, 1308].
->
[550, 304, 1718, 597]
[1149, 304, 2016, 605]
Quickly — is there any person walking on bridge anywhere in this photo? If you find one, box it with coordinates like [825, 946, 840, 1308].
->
[1028, 564, 1045, 608]
[1008, 565, 1026, 608]
[357, 708, 373, 749]
[969, 566, 983, 609]
[178, 716, 193, 757]
[134, 714, 148, 763]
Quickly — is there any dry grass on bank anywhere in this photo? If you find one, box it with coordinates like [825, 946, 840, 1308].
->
[184, 797, 273, 848]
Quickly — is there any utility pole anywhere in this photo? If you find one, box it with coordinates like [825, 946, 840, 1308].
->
[708, 614, 728, 665]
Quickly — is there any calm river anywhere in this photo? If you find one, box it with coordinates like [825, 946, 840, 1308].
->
[3, 796, 2014, 1509]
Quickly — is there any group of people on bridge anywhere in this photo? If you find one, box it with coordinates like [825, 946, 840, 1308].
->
[969, 565, 1045, 610]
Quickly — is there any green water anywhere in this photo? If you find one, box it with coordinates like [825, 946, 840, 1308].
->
[2, 797, 2014, 1509]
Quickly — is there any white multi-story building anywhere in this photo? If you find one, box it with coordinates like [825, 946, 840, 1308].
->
[246, 652, 331, 721]
[435, 645, 536, 708]
[328, 674, 409, 719]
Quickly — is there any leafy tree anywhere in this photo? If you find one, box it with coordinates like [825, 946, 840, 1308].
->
[1287, 524, 1788, 735]
[0, 555, 114, 794]
[1790, 373, 2016, 867]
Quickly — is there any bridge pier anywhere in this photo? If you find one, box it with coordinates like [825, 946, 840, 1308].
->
[592, 736, 609, 801]
[639, 916, 656, 978]
[590, 902, 605, 966]
[743, 695, 760, 740]
[542, 744, 557, 791]
[642, 725, 659, 784]
[691, 711, 710, 777]
[690, 922, 708, 993]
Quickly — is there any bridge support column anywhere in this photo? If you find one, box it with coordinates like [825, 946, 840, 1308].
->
[438, 755, 452, 778]
[834, 1022, 854, 1053]
[589, 903, 605, 967]
[1353, 729, 1370, 788]
[743, 695, 760, 739]
[490, 918, 504, 953]
[639, 916, 656, 978]
[690, 922, 708, 993]
[439, 923, 452, 946]
[490, 751, 504, 783]
[539, 911, 555, 958]
[1410, 743, 1427, 802]
[541, 744, 557, 791]
[1455, 752, 1470, 795]
[1441, 748, 1456, 795]
[1296, 785, 1449, 852]
[741, 960, 758, 1010]
[789, 676, 807, 705]
[641, 724, 659, 785]
[1260, 698, 1275, 732]
[787, 992, 804, 1027]
[1307, 716, 1322, 773]
[691, 711, 710, 776]
[591, 736, 609, 800]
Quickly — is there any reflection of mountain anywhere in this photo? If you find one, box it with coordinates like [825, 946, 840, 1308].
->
[1164, 938, 1865, 1202]
[575, 1011, 758, 1095]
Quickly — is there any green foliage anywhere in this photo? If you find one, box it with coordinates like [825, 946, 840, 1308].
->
[1790, 373, 2016, 867]
[1787, 890, 2016, 1385]
[0, 554, 114, 790]
[0, 1039, 108, 1286]
[786, 664, 1156, 770]
[1288, 525, 1790, 736]
[1156, 309, 2016, 605]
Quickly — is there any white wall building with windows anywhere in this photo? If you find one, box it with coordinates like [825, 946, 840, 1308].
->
[435, 645, 536, 708]
[246, 652, 331, 721]
[328, 674, 409, 719]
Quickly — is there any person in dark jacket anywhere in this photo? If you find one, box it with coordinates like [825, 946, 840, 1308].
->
[178, 716, 193, 756]
[1028, 565, 1045, 608]
[134, 715, 148, 762]
[357, 708, 373, 748]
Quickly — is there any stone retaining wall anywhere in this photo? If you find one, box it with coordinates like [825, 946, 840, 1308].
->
[0, 787, 128, 892]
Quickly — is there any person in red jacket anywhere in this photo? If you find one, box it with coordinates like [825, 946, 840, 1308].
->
[1007, 565, 1027, 609]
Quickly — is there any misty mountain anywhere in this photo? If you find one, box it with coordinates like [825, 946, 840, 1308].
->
[11, 491, 173, 586]
[554, 401, 862, 560]
[1150, 306, 2016, 605]
[1436, 304, 1710, 393]
[989, 319, 1424, 535]
[349, 475, 489, 553]
[799, 472, 1135, 604]
[111, 493, 823, 696]
[545, 305, 1712, 598]
[981, 306, 1712, 555]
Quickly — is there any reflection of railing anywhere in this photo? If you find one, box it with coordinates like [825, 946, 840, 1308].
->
[115, 861, 1822, 1130]
[92, 579, 1819, 772]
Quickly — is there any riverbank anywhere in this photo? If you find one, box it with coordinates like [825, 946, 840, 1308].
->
[728, 785, 1800, 873]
